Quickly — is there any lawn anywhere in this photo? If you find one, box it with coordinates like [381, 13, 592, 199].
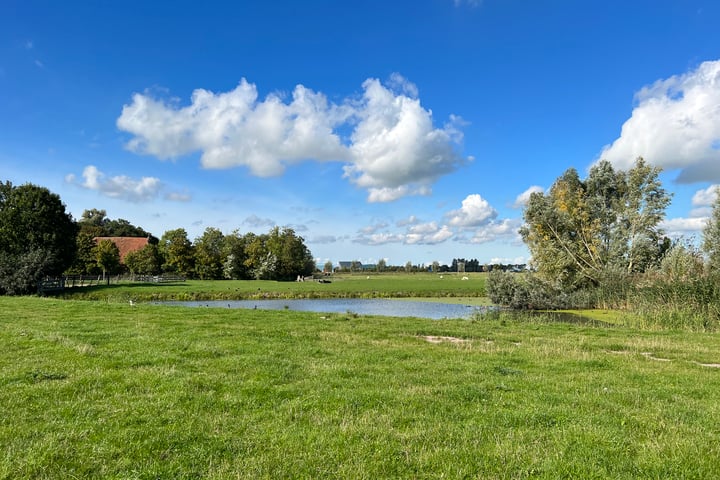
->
[2, 295, 719, 478]
[59, 272, 488, 302]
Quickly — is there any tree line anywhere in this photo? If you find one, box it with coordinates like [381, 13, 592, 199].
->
[0, 182, 315, 295]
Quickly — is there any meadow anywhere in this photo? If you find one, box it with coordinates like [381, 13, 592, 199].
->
[2, 285, 720, 478]
[59, 272, 489, 303]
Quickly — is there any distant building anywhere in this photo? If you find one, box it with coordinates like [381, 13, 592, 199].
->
[94, 237, 149, 264]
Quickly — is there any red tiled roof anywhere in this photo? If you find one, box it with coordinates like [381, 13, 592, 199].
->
[94, 237, 150, 263]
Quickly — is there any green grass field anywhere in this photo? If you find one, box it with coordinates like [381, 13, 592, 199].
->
[2, 294, 720, 479]
[59, 272, 488, 302]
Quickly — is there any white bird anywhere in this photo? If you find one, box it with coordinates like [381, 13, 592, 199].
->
[129, 300, 135, 307]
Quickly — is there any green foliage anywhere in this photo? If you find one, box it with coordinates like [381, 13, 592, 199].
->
[658, 241, 704, 283]
[78, 208, 155, 239]
[67, 232, 102, 275]
[242, 227, 314, 281]
[0, 181, 77, 294]
[159, 228, 195, 278]
[521, 158, 670, 290]
[124, 243, 162, 275]
[702, 187, 720, 273]
[223, 231, 252, 279]
[193, 227, 225, 279]
[94, 239, 121, 277]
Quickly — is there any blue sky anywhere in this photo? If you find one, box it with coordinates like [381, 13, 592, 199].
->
[2, 0, 720, 267]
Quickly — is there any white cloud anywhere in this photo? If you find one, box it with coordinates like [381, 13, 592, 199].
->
[513, 185, 544, 208]
[469, 218, 522, 244]
[445, 194, 498, 227]
[405, 223, 453, 245]
[344, 78, 468, 200]
[396, 215, 420, 227]
[692, 185, 719, 206]
[67, 165, 164, 203]
[600, 60, 720, 183]
[118, 75, 468, 202]
[367, 185, 431, 203]
[661, 217, 709, 238]
[359, 222, 389, 234]
[117, 80, 349, 177]
[353, 232, 405, 246]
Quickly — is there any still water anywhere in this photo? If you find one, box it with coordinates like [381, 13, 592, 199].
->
[160, 298, 488, 320]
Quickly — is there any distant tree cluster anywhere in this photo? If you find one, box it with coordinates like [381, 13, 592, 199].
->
[155, 226, 315, 281]
[0, 182, 317, 295]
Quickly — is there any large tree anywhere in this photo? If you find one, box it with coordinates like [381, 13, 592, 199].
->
[159, 228, 195, 278]
[95, 239, 121, 280]
[194, 227, 225, 280]
[520, 158, 671, 288]
[702, 187, 720, 274]
[124, 243, 162, 275]
[0, 182, 77, 294]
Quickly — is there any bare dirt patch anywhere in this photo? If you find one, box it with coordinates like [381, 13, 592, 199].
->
[641, 352, 671, 362]
[420, 335, 470, 344]
[694, 362, 720, 368]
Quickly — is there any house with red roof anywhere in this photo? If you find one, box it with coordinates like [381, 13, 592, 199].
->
[94, 237, 150, 264]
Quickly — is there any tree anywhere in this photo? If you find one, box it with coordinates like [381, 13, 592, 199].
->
[0, 182, 77, 295]
[68, 231, 102, 275]
[702, 187, 720, 274]
[194, 227, 225, 279]
[520, 158, 671, 289]
[95, 239, 121, 280]
[79, 208, 108, 228]
[242, 227, 314, 281]
[124, 243, 162, 275]
[323, 260, 333, 274]
[159, 228, 195, 278]
[377, 258, 387, 272]
[223, 231, 252, 280]
[268, 227, 314, 280]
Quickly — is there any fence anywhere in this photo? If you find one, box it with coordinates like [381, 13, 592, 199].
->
[37, 273, 186, 294]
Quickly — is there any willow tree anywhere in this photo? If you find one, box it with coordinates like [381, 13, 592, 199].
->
[702, 187, 720, 274]
[521, 158, 671, 289]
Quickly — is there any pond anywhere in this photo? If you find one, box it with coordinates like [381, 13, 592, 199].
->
[159, 298, 490, 320]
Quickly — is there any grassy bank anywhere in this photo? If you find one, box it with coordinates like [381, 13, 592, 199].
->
[2, 296, 719, 478]
[58, 272, 487, 302]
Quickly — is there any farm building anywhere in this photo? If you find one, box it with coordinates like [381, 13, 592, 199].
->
[94, 237, 150, 264]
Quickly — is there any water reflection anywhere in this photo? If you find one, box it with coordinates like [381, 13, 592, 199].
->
[160, 298, 488, 320]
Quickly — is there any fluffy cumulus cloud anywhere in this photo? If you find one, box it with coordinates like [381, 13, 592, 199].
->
[117, 80, 349, 177]
[513, 185, 544, 208]
[660, 217, 709, 238]
[600, 60, 720, 182]
[65, 165, 169, 203]
[345, 77, 467, 202]
[468, 219, 522, 244]
[117, 75, 468, 202]
[405, 223, 453, 245]
[688, 184, 720, 217]
[445, 194, 498, 227]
